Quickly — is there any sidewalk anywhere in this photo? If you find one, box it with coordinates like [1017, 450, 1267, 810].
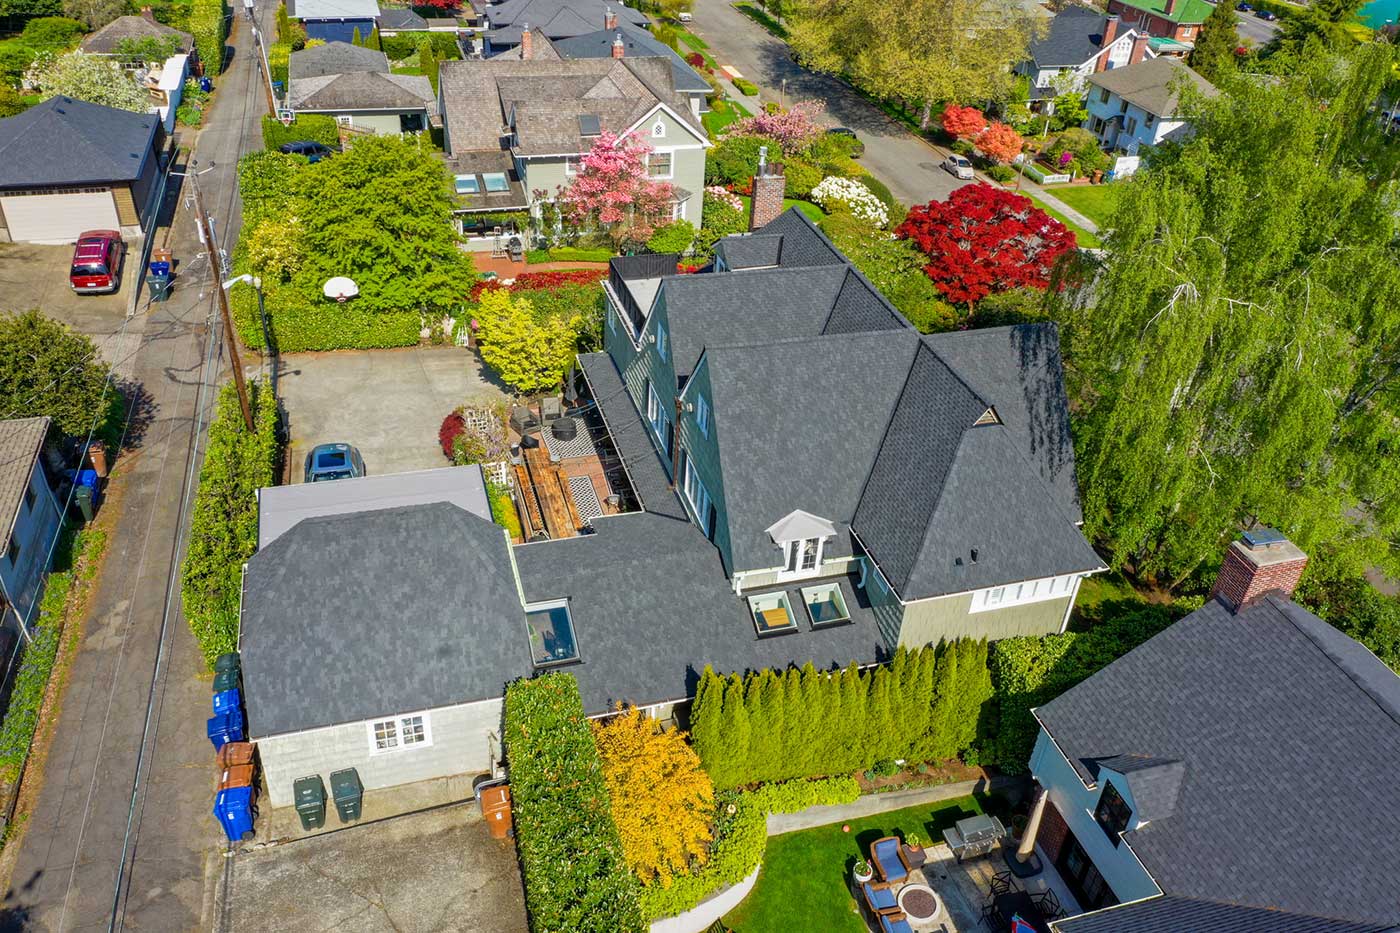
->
[766, 773, 1025, 835]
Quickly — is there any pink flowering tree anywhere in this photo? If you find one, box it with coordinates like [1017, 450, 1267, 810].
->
[558, 131, 675, 248]
[724, 100, 826, 155]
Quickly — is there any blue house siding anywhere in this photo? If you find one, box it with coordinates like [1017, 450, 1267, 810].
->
[1, 463, 62, 634]
[303, 17, 377, 43]
[1029, 727, 1160, 904]
[675, 357, 733, 569]
[613, 289, 679, 479]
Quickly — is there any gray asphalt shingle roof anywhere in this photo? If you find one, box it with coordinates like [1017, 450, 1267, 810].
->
[552, 21, 710, 93]
[289, 69, 436, 112]
[1039, 595, 1400, 931]
[289, 40, 388, 79]
[240, 503, 529, 737]
[512, 511, 887, 713]
[484, 0, 648, 41]
[378, 6, 427, 29]
[80, 15, 193, 54]
[0, 417, 49, 554]
[1085, 56, 1217, 117]
[0, 97, 158, 188]
[1029, 6, 1110, 67]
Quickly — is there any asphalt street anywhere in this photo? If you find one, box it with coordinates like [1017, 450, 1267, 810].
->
[1220, 0, 1285, 48]
[690, 0, 973, 207]
[2, 6, 270, 930]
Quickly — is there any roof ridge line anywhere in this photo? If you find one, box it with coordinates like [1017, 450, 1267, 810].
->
[1272, 595, 1400, 734]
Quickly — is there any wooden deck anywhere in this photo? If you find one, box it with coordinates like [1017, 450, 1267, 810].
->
[511, 416, 628, 541]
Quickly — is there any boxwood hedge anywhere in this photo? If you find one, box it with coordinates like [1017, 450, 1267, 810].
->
[504, 674, 644, 933]
[261, 113, 340, 150]
[189, 0, 227, 75]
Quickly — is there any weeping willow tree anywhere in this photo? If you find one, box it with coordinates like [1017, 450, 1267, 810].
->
[1052, 45, 1400, 590]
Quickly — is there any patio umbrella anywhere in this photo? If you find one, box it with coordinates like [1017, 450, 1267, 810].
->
[1011, 916, 1038, 933]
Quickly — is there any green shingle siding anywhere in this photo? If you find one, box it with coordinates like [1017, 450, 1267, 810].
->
[676, 357, 733, 570]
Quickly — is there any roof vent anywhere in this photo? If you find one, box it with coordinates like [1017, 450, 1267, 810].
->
[1241, 527, 1287, 550]
[970, 547, 979, 563]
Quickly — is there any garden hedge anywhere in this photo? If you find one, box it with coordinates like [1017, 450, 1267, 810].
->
[746, 775, 861, 814]
[189, 0, 227, 75]
[229, 279, 422, 352]
[180, 380, 280, 669]
[639, 792, 766, 920]
[504, 674, 644, 933]
[379, 31, 461, 60]
[261, 113, 340, 150]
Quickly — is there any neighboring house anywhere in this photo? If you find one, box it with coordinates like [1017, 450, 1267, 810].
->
[552, 19, 712, 116]
[1017, 8, 1154, 111]
[481, 0, 648, 55]
[437, 46, 709, 237]
[376, 5, 427, 34]
[239, 200, 1105, 809]
[0, 418, 62, 638]
[288, 0, 382, 44]
[1021, 530, 1400, 932]
[80, 8, 196, 61]
[0, 96, 162, 244]
[287, 41, 437, 133]
[1106, 0, 1211, 48]
[146, 53, 191, 133]
[1083, 56, 1216, 156]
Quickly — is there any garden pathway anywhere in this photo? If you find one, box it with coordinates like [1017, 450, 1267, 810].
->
[766, 774, 1024, 835]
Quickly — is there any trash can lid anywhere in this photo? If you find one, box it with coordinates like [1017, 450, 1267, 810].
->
[216, 785, 254, 807]
[330, 768, 362, 798]
[293, 775, 325, 806]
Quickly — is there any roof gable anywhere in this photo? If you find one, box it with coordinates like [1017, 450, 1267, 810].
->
[553, 21, 711, 93]
[81, 15, 193, 54]
[1028, 6, 1110, 67]
[289, 40, 389, 79]
[0, 97, 158, 188]
[765, 509, 839, 543]
[1085, 56, 1217, 116]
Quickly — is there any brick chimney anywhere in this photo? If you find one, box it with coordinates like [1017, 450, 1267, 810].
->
[605, 6, 618, 29]
[749, 146, 786, 231]
[1130, 33, 1152, 63]
[611, 31, 624, 58]
[1095, 15, 1120, 72]
[1210, 529, 1308, 613]
[520, 24, 532, 58]
[140, 4, 155, 20]
[1164, 0, 1176, 14]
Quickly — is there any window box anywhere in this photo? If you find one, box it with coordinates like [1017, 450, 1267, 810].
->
[748, 592, 797, 636]
[526, 599, 580, 666]
[801, 583, 850, 627]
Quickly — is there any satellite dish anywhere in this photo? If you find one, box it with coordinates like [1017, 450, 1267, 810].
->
[322, 276, 358, 303]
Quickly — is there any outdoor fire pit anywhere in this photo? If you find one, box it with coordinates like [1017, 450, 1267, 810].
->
[897, 883, 942, 928]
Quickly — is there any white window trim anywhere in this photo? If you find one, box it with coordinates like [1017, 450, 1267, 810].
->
[651, 118, 666, 138]
[776, 536, 825, 582]
[525, 597, 580, 667]
[647, 149, 675, 180]
[646, 381, 668, 440]
[695, 394, 710, 438]
[335, 114, 353, 125]
[969, 574, 1078, 613]
[564, 155, 577, 175]
[367, 711, 434, 755]
[682, 455, 710, 524]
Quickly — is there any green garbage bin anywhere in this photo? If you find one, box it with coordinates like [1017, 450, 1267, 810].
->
[212, 668, 240, 692]
[293, 775, 326, 830]
[145, 273, 172, 302]
[330, 768, 363, 823]
[214, 652, 241, 675]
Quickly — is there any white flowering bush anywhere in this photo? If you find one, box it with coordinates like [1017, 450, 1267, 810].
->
[810, 176, 888, 228]
[705, 185, 744, 211]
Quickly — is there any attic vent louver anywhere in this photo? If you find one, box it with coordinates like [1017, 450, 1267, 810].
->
[579, 113, 601, 136]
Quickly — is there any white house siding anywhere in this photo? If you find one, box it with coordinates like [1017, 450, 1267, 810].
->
[1028, 728, 1160, 904]
[255, 696, 503, 807]
[1084, 88, 1188, 155]
[0, 463, 62, 634]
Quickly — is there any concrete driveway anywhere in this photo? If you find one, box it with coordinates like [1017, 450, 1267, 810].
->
[220, 803, 529, 933]
[276, 345, 507, 481]
[690, 0, 973, 207]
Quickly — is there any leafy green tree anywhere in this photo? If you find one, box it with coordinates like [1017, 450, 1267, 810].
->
[0, 0, 63, 17]
[787, 0, 1040, 126]
[1189, 1, 1240, 84]
[0, 310, 112, 437]
[719, 674, 751, 788]
[114, 34, 182, 64]
[864, 665, 896, 762]
[780, 667, 804, 779]
[796, 662, 826, 777]
[28, 51, 149, 111]
[473, 290, 579, 395]
[0, 86, 27, 117]
[20, 16, 84, 51]
[1274, 0, 1364, 55]
[689, 666, 727, 779]
[366, 25, 381, 49]
[924, 641, 960, 760]
[835, 663, 867, 771]
[1051, 44, 1400, 589]
[290, 134, 475, 315]
[61, 0, 122, 29]
[418, 38, 439, 92]
[646, 219, 696, 255]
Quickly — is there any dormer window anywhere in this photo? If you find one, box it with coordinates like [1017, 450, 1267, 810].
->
[1094, 783, 1132, 847]
[785, 538, 821, 575]
[766, 509, 837, 581]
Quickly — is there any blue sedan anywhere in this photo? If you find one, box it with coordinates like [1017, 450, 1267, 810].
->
[304, 443, 366, 483]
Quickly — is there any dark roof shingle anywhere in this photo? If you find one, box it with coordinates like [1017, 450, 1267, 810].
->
[0, 97, 158, 188]
[0, 417, 49, 554]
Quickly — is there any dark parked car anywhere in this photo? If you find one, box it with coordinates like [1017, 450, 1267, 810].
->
[1256, 8, 1277, 18]
[70, 230, 123, 295]
[303, 443, 365, 483]
[1236, 1, 1253, 9]
[826, 126, 864, 157]
[279, 140, 335, 162]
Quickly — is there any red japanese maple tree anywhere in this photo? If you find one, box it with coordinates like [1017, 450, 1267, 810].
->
[941, 104, 988, 141]
[896, 184, 1077, 306]
[977, 122, 1024, 165]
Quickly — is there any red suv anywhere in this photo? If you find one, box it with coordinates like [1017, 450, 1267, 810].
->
[70, 230, 124, 295]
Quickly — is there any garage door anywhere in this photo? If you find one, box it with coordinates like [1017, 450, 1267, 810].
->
[1, 191, 119, 245]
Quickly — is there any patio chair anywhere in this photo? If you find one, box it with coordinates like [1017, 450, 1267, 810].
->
[1033, 887, 1063, 919]
[870, 836, 911, 884]
[861, 880, 900, 917]
[877, 910, 915, 933]
[990, 870, 1017, 897]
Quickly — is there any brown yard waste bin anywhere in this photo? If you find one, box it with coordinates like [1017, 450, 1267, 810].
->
[480, 784, 512, 839]
[218, 763, 256, 791]
[217, 741, 256, 770]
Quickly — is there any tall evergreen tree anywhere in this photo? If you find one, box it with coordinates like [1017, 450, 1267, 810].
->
[366, 25, 381, 50]
[351, 26, 363, 45]
[798, 663, 831, 775]
[689, 666, 725, 780]
[926, 641, 960, 760]
[718, 674, 751, 790]
[780, 667, 805, 781]
[836, 664, 868, 772]
[1188, 1, 1239, 84]
[904, 647, 937, 761]
[949, 640, 994, 756]
[863, 666, 895, 764]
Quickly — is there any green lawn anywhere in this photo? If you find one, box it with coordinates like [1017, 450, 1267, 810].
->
[733, 2, 790, 38]
[704, 98, 750, 138]
[677, 28, 718, 70]
[1043, 184, 1121, 230]
[737, 195, 825, 222]
[724, 795, 985, 933]
[1025, 193, 1102, 250]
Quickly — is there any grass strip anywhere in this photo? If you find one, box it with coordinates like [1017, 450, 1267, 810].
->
[732, 2, 789, 38]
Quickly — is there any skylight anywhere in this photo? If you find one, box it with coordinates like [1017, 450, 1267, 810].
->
[526, 600, 580, 666]
[748, 592, 796, 636]
[801, 583, 850, 627]
[482, 172, 509, 193]
[579, 113, 601, 137]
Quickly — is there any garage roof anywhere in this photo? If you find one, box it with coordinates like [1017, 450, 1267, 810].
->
[0, 97, 159, 189]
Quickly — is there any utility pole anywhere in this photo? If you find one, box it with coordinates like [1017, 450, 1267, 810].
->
[190, 173, 255, 432]
[251, 23, 277, 114]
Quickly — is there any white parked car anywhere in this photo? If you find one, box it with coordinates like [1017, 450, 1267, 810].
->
[942, 154, 974, 180]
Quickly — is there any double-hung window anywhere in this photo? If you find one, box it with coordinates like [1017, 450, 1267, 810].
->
[682, 457, 710, 523]
[695, 395, 710, 438]
[646, 381, 668, 439]
[647, 151, 673, 178]
[368, 713, 432, 753]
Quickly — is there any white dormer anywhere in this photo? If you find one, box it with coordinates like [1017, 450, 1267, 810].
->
[766, 510, 837, 580]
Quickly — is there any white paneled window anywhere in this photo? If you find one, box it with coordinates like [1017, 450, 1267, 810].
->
[778, 537, 823, 580]
[970, 574, 1079, 613]
[646, 381, 667, 438]
[564, 156, 577, 175]
[656, 325, 668, 360]
[695, 394, 710, 438]
[682, 456, 710, 521]
[368, 712, 433, 753]
[648, 150, 673, 178]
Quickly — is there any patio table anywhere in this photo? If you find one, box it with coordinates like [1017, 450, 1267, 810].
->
[992, 891, 1050, 933]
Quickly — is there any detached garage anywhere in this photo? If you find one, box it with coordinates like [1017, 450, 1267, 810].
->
[0, 96, 161, 245]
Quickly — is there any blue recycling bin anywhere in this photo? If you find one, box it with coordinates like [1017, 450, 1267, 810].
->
[212, 688, 242, 716]
[214, 786, 255, 842]
[199, 76, 213, 93]
[148, 259, 171, 277]
[207, 709, 245, 750]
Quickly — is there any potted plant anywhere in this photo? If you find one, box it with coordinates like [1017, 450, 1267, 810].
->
[904, 833, 927, 868]
[853, 858, 874, 884]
